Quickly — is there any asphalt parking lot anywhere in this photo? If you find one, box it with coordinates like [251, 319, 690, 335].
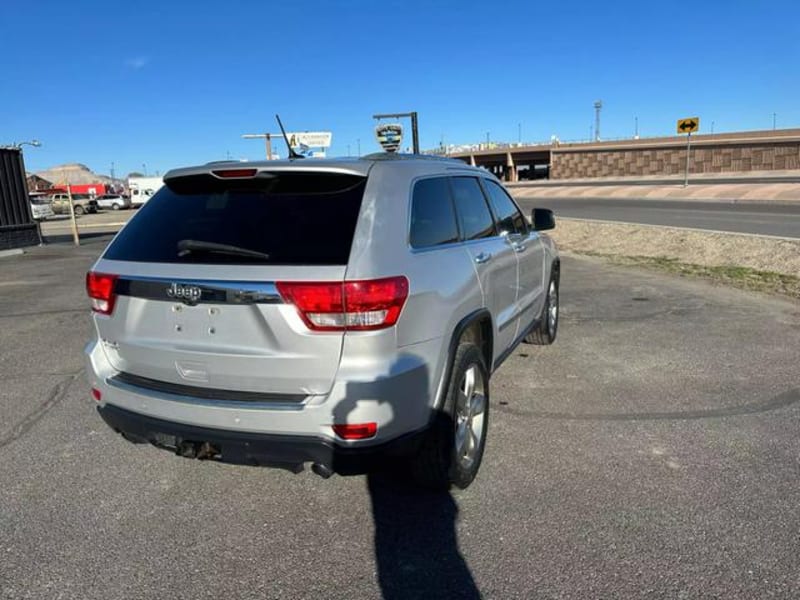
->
[1, 237, 799, 599]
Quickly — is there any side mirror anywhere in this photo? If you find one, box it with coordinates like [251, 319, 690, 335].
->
[531, 208, 555, 231]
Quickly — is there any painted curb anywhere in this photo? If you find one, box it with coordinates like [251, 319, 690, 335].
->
[0, 248, 25, 259]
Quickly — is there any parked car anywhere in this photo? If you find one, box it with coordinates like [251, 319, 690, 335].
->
[95, 194, 131, 211]
[29, 194, 54, 221]
[85, 155, 560, 489]
[51, 193, 98, 215]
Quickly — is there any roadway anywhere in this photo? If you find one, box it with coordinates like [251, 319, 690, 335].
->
[2, 238, 799, 598]
[513, 197, 800, 239]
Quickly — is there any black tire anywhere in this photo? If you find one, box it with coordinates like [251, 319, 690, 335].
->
[73, 205, 85, 216]
[411, 342, 490, 490]
[525, 267, 559, 345]
[112, 203, 121, 210]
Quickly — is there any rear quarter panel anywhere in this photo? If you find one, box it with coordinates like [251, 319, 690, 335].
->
[345, 162, 484, 410]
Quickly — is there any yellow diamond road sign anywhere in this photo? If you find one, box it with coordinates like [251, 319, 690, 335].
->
[677, 117, 700, 134]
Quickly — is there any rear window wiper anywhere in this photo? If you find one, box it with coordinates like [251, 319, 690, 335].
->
[177, 239, 271, 261]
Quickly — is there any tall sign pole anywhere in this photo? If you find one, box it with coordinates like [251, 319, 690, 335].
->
[677, 117, 700, 187]
[684, 132, 692, 188]
[242, 133, 277, 160]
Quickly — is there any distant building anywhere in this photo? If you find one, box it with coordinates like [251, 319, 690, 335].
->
[26, 173, 52, 192]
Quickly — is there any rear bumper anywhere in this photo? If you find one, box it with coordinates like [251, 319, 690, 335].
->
[97, 403, 425, 475]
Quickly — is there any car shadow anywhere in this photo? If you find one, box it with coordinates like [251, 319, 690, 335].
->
[335, 357, 481, 599]
[367, 469, 480, 599]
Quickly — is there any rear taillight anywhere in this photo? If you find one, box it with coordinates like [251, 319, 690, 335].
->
[332, 423, 377, 440]
[276, 276, 409, 332]
[86, 272, 119, 315]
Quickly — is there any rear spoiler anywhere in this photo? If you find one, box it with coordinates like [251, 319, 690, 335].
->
[163, 162, 372, 184]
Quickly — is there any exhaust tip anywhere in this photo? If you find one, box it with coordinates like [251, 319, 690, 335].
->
[311, 463, 334, 479]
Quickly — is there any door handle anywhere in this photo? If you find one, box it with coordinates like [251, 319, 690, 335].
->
[512, 243, 527, 252]
[474, 252, 492, 264]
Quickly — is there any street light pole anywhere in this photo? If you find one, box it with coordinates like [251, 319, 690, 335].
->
[12, 140, 42, 150]
[13, 140, 45, 245]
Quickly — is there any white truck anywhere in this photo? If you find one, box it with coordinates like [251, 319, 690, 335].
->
[127, 176, 164, 208]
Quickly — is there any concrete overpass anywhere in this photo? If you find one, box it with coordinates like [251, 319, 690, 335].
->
[446, 128, 800, 182]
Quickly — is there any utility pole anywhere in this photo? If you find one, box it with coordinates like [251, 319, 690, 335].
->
[64, 177, 79, 246]
[357, 139, 361, 156]
[110, 161, 115, 182]
[486, 131, 490, 145]
[142, 163, 147, 176]
[634, 116, 639, 139]
[518, 123, 521, 144]
[594, 100, 602, 141]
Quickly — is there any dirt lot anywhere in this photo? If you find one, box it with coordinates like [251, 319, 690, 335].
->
[549, 218, 800, 298]
[550, 219, 800, 276]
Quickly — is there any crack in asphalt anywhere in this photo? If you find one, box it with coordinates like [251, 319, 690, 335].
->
[494, 388, 800, 421]
[0, 370, 83, 449]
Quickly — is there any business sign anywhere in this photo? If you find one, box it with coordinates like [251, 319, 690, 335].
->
[375, 123, 403, 153]
[286, 132, 332, 148]
[677, 117, 700, 134]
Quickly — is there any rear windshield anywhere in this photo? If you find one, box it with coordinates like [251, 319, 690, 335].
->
[103, 172, 366, 265]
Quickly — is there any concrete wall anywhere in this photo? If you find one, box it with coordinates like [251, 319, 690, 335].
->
[452, 129, 800, 181]
[551, 137, 800, 179]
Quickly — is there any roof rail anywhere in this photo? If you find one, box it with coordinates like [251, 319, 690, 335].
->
[360, 152, 467, 164]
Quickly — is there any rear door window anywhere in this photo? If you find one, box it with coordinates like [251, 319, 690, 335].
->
[409, 177, 459, 248]
[103, 172, 366, 265]
[483, 179, 527, 234]
[450, 176, 496, 240]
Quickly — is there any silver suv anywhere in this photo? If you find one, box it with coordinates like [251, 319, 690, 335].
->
[85, 155, 560, 489]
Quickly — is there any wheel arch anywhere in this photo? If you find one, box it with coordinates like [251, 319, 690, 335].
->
[435, 308, 493, 410]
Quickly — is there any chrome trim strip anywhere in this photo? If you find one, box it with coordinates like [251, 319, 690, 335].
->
[114, 275, 283, 305]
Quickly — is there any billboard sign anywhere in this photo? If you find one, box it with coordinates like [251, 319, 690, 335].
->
[286, 132, 332, 148]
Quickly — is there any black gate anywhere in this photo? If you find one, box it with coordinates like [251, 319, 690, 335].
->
[0, 148, 39, 250]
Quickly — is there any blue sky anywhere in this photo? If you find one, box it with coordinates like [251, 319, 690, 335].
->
[2, 0, 798, 176]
